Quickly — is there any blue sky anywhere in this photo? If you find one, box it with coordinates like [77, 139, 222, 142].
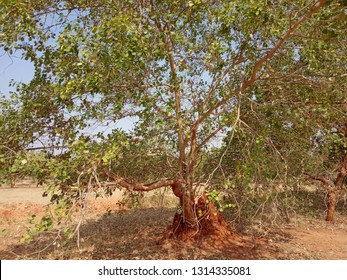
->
[0, 52, 34, 95]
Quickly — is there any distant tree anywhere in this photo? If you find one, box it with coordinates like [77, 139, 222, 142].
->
[0, 94, 34, 186]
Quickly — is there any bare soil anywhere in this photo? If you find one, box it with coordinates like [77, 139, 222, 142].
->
[0, 185, 347, 260]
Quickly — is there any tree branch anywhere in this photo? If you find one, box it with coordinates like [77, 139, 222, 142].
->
[248, 0, 326, 84]
[25, 145, 66, 151]
[103, 169, 176, 192]
[192, 0, 326, 132]
[304, 172, 335, 187]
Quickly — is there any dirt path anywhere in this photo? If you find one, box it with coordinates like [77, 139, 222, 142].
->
[0, 186, 347, 259]
[278, 226, 347, 259]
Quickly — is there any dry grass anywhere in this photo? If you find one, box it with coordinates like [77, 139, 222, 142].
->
[1, 185, 347, 260]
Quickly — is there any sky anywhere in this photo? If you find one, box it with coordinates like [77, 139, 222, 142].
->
[0, 51, 34, 95]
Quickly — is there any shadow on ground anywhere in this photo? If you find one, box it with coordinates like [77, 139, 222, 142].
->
[0, 207, 280, 260]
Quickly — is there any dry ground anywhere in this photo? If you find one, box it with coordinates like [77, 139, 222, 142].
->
[0, 184, 347, 260]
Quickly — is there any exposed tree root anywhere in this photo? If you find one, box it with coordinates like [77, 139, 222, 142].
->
[167, 192, 240, 244]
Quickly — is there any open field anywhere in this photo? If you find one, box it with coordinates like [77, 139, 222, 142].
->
[1, 184, 347, 260]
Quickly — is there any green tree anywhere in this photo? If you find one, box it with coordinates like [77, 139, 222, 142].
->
[0, 93, 36, 186]
[208, 0, 347, 221]
[1, 0, 344, 240]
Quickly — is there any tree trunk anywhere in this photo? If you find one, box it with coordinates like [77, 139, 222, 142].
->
[170, 181, 235, 241]
[306, 151, 346, 222]
[325, 152, 347, 222]
[326, 189, 338, 222]
[10, 176, 16, 188]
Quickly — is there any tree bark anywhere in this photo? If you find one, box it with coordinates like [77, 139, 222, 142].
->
[10, 176, 16, 188]
[326, 152, 347, 222]
[326, 189, 338, 222]
[103, 170, 175, 192]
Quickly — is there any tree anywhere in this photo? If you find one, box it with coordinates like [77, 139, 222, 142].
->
[246, 0, 347, 222]
[304, 123, 347, 222]
[208, 0, 347, 221]
[1, 0, 343, 241]
[0, 93, 37, 187]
